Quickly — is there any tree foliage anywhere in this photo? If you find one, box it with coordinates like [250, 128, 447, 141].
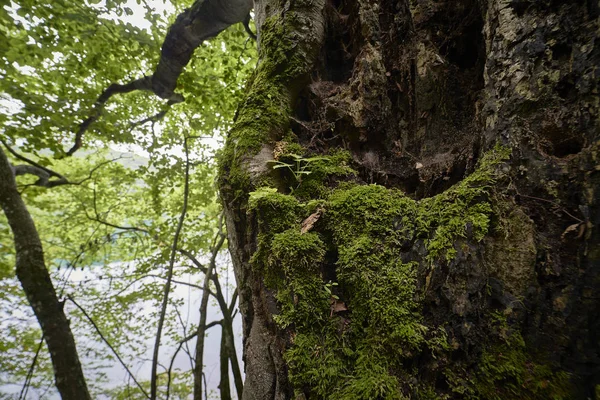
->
[0, 0, 256, 397]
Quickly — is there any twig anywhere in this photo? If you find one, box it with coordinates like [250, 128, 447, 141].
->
[178, 249, 208, 274]
[165, 320, 221, 399]
[2, 139, 69, 187]
[18, 338, 44, 400]
[151, 136, 191, 399]
[67, 295, 150, 399]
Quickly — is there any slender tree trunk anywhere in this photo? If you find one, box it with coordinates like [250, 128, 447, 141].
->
[213, 275, 244, 398]
[0, 148, 91, 400]
[219, 0, 599, 398]
[193, 255, 215, 399]
[219, 323, 232, 400]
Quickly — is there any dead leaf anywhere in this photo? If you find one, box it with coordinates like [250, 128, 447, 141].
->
[561, 222, 581, 240]
[301, 208, 323, 234]
[425, 271, 432, 291]
[330, 298, 348, 317]
[273, 141, 287, 160]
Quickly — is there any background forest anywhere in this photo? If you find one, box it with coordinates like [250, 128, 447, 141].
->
[1, 0, 254, 398]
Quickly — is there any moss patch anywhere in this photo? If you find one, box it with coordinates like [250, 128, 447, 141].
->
[445, 313, 572, 399]
[474, 332, 572, 400]
[218, 13, 320, 200]
[247, 146, 535, 398]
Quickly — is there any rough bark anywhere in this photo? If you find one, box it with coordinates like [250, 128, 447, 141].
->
[219, 0, 327, 398]
[220, 0, 599, 398]
[0, 148, 91, 400]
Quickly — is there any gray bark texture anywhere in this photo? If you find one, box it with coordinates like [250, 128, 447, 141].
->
[0, 148, 91, 400]
[219, 0, 599, 398]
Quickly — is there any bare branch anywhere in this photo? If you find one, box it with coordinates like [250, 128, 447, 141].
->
[66, 77, 157, 156]
[18, 338, 44, 400]
[151, 136, 191, 399]
[165, 319, 221, 400]
[178, 248, 208, 274]
[67, 296, 150, 399]
[3, 139, 125, 188]
[2, 139, 69, 187]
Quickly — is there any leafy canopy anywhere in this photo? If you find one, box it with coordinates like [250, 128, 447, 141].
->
[0, 0, 256, 396]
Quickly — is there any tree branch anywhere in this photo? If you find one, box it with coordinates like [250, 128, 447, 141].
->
[67, 295, 150, 399]
[66, 77, 155, 156]
[151, 136, 191, 399]
[67, 0, 254, 155]
[2, 139, 69, 187]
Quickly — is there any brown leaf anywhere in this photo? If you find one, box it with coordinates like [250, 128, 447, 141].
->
[330, 298, 348, 317]
[332, 299, 348, 313]
[561, 222, 581, 240]
[301, 208, 323, 234]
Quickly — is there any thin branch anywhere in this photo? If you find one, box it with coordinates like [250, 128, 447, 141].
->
[178, 249, 208, 274]
[66, 77, 158, 156]
[67, 295, 150, 399]
[70, 156, 126, 185]
[228, 288, 238, 315]
[2, 139, 69, 187]
[193, 229, 227, 398]
[151, 136, 191, 399]
[18, 337, 44, 400]
[4, 139, 124, 188]
[126, 102, 175, 134]
[2, 139, 66, 180]
[165, 320, 221, 399]
[86, 187, 150, 234]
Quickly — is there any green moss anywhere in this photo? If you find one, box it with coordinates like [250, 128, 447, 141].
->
[443, 314, 572, 399]
[247, 188, 305, 288]
[474, 336, 571, 399]
[246, 143, 552, 400]
[416, 144, 511, 261]
[271, 229, 325, 277]
[286, 330, 349, 395]
[327, 143, 510, 263]
[247, 146, 518, 397]
[287, 150, 355, 199]
[337, 351, 405, 400]
[270, 229, 328, 328]
[248, 187, 303, 233]
[218, 13, 317, 200]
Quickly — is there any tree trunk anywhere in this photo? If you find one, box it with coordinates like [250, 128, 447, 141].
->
[220, 323, 233, 400]
[219, 0, 599, 398]
[0, 148, 91, 400]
